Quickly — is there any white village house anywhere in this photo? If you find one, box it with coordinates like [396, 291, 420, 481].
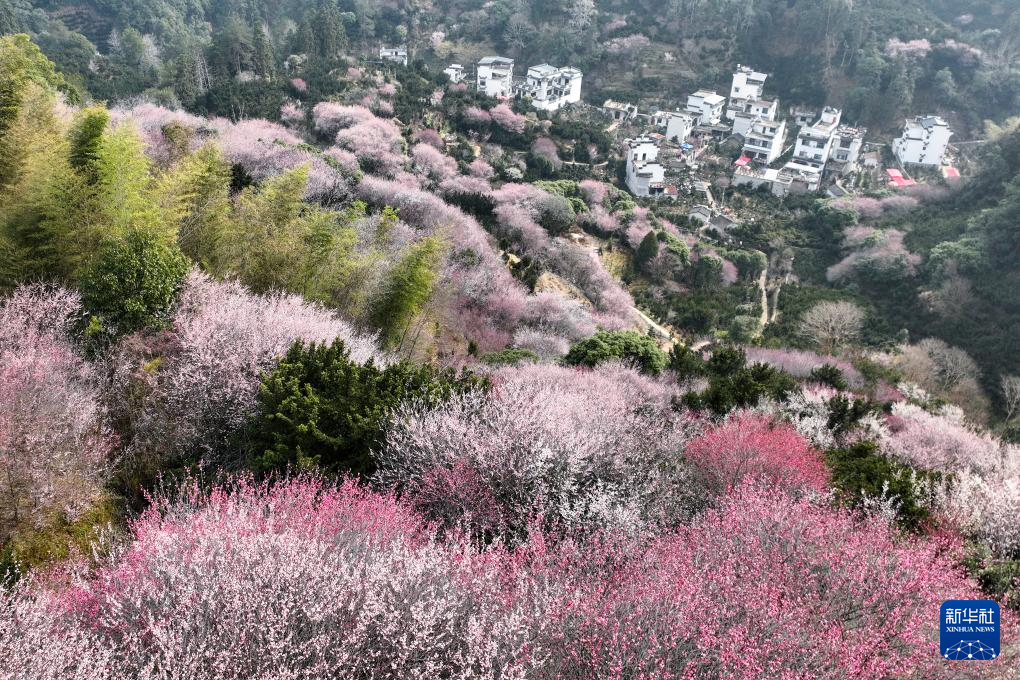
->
[791, 106, 842, 171]
[729, 65, 768, 101]
[519, 64, 582, 111]
[729, 97, 779, 137]
[477, 56, 515, 98]
[725, 65, 780, 137]
[827, 125, 867, 177]
[625, 136, 666, 197]
[665, 111, 696, 144]
[443, 63, 465, 83]
[686, 90, 726, 126]
[892, 115, 953, 167]
[743, 118, 787, 164]
[602, 99, 639, 122]
[379, 46, 408, 66]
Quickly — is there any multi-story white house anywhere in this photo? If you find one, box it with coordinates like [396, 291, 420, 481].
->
[626, 136, 666, 197]
[665, 111, 696, 144]
[827, 125, 867, 177]
[477, 56, 515, 98]
[686, 90, 726, 126]
[519, 64, 582, 111]
[379, 46, 408, 66]
[791, 106, 842, 170]
[443, 63, 465, 83]
[729, 65, 768, 102]
[743, 118, 787, 164]
[729, 97, 779, 137]
[892, 115, 953, 167]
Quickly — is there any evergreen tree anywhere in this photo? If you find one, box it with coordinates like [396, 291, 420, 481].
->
[67, 107, 108, 182]
[316, 0, 348, 64]
[251, 24, 275, 78]
[564, 330, 668, 375]
[249, 339, 483, 476]
[636, 230, 659, 268]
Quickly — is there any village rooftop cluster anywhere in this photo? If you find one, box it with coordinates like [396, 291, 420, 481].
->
[377, 46, 959, 206]
[607, 64, 957, 200]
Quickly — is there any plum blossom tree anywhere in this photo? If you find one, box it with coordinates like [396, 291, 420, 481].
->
[0, 285, 116, 543]
[376, 363, 702, 538]
[410, 143, 457, 184]
[883, 402, 1003, 473]
[114, 271, 382, 468]
[683, 411, 830, 494]
[1, 479, 1006, 678]
[335, 117, 404, 176]
[489, 104, 526, 134]
[311, 102, 375, 137]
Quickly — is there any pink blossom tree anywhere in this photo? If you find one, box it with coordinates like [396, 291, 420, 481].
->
[311, 103, 375, 137]
[683, 411, 830, 494]
[1, 480, 1007, 677]
[115, 272, 382, 468]
[489, 104, 526, 134]
[0, 285, 116, 542]
[376, 363, 702, 537]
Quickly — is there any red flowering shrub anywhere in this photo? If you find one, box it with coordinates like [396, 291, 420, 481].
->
[684, 411, 830, 493]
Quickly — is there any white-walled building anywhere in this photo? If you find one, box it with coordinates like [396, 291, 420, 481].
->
[730, 65, 768, 102]
[477, 56, 515, 98]
[892, 115, 953, 166]
[665, 111, 696, 144]
[729, 97, 779, 137]
[626, 136, 666, 197]
[443, 63, 465, 83]
[519, 64, 582, 111]
[791, 106, 842, 170]
[686, 90, 726, 126]
[743, 118, 787, 164]
[379, 46, 408, 66]
[790, 106, 818, 127]
[602, 99, 638, 122]
[827, 125, 867, 176]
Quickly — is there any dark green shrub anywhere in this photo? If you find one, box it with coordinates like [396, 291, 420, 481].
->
[564, 330, 668, 375]
[249, 339, 484, 477]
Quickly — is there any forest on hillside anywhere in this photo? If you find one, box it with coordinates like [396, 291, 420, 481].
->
[3, 2, 1020, 677]
[2, 0, 1020, 133]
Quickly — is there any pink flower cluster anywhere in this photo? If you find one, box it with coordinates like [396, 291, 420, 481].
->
[0, 285, 116, 539]
[530, 137, 561, 170]
[110, 103, 207, 167]
[376, 363, 700, 536]
[684, 411, 829, 494]
[489, 104, 526, 134]
[744, 346, 864, 387]
[827, 226, 921, 282]
[211, 117, 353, 203]
[883, 402, 1003, 474]
[885, 38, 932, 58]
[311, 102, 376, 137]
[2, 478, 996, 678]
[118, 271, 381, 466]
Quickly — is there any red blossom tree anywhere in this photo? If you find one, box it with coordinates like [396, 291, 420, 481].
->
[684, 411, 830, 493]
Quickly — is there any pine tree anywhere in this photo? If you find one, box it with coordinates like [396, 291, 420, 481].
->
[636, 230, 659, 268]
[316, 0, 348, 64]
[251, 23, 275, 78]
